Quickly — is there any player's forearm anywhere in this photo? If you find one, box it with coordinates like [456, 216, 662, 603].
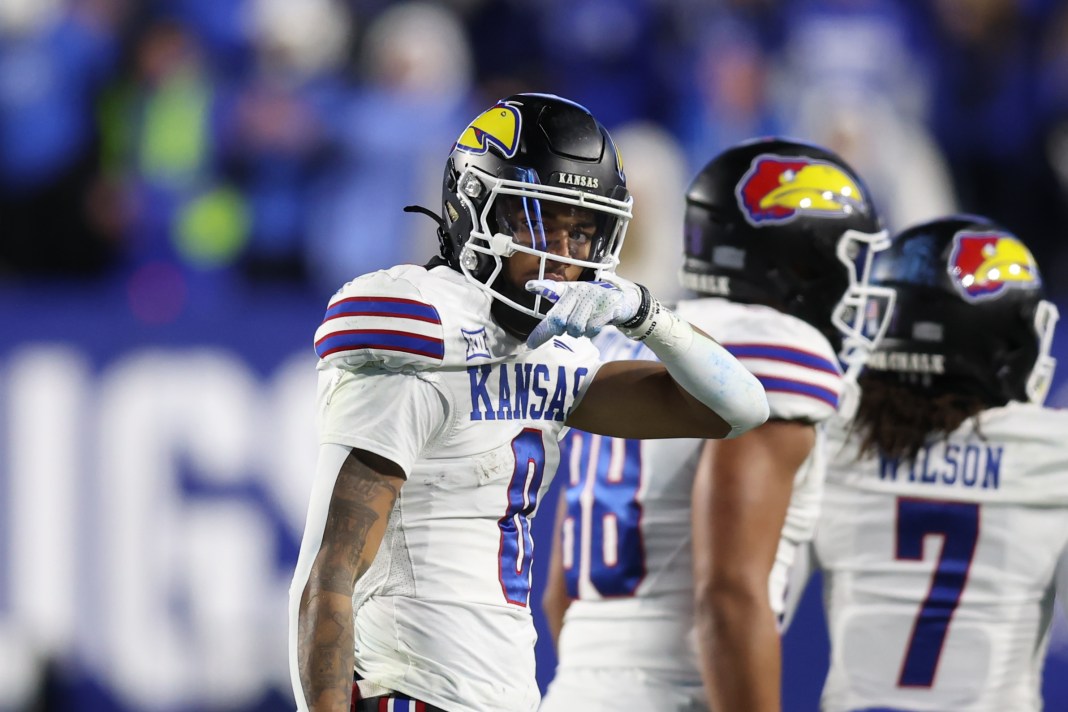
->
[620, 297, 769, 438]
[293, 450, 403, 711]
[523, 277, 768, 437]
[695, 586, 782, 712]
[296, 524, 393, 710]
[298, 586, 357, 712]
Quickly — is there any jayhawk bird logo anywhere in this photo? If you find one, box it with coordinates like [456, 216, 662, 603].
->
[736, 155, 867, 226]
[455, 103, 522, 159]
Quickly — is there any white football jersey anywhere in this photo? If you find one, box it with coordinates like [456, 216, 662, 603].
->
[543, 298, 842, 710]
[290, 265, 604, 712]
[815, 402, 1068, 712]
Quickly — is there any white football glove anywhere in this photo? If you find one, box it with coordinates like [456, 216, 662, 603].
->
[525, 274, 646, 348]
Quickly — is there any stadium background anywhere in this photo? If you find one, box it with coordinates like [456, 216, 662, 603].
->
[1, 0, 1067, 710]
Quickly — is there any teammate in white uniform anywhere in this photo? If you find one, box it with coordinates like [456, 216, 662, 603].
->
[541, 139, 895, 712]
[814, 215, 1063, 712]
[287, 94, 770, 712]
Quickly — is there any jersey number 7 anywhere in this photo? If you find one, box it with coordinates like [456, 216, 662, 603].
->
[894, 497, 981, 688]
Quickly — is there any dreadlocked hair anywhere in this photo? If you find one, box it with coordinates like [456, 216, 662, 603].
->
[852, 371, 994, 466]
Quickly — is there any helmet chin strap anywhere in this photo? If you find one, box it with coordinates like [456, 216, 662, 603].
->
[404, 204, 452, 262]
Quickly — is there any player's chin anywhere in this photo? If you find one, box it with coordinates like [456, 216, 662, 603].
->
[527, 272, 567, 284]
[537, 267, 584, 283]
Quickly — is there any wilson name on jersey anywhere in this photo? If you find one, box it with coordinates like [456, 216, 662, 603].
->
[816, 403, 1068, 712]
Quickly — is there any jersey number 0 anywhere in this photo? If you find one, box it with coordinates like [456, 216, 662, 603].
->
[498, 428, 547, 606]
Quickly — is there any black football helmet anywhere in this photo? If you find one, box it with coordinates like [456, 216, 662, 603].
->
[863, 215, 1058, 405]
[682, 138, 894, 371]
[439, 93, 632, 337]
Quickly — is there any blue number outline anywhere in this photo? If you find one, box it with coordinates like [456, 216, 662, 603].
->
[497, 428, 546, 606]
[562, 431, 645, 598]
[894, 497, 981, 687]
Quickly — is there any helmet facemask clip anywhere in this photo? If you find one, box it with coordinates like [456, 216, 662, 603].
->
[1025, 299, 1060, 404]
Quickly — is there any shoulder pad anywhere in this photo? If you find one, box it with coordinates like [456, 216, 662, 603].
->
[691, 302, 844, 421]
[985, 402, 1068, 445]
[314, 267, 446, 371]
[731, 354, 841, 422]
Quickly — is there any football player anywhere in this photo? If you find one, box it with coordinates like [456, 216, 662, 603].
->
[540, 138, 894, 712]
[287, 94, 770, 712]
[814, 215, 1064, 711]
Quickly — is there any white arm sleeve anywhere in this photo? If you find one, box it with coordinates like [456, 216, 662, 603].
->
[621, 300, 769, 438]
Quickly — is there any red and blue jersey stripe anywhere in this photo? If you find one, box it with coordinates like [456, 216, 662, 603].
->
[726, 341, 842, 410]
[315, 329, 445, 360]
[373, 696, 428, 712]
[315, 295, 444, 363]
[322, 296, 442, 324]
[726, 343, 841, 375]
[755, 375, 839, 409]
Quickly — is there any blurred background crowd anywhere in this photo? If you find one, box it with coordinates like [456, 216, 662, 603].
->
[4, 1, 1068, 711]
[3, 0, 1068, 304]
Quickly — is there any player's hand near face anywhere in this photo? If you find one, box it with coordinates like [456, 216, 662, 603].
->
[525, 275, 643, 347]
[528, 275, 770, 441]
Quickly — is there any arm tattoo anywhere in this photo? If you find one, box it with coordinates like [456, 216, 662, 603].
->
[297, 451, 402, 710]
